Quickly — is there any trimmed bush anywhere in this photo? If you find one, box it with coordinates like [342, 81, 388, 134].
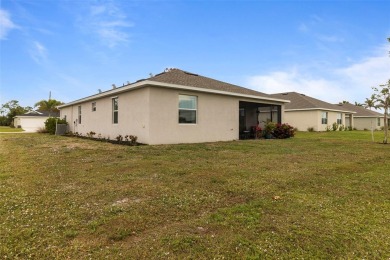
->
[272, 123, 295, 139]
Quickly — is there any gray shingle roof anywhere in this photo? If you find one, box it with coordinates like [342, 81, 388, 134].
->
[18, 110, 60, 117]
[335, 103, 383, 117]
[270, 92, 353, 112]
[149, 68, 276, 99]
[59, 68, 289, 108]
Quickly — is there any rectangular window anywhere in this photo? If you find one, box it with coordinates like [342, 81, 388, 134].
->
[92, 102, 96, 112]
[337, 113, 342, 124]
[377, 118, 381, 126]
[321, 112, 328, 124]
[78, 106, 82, 124]
[179, 95, 197, 124]
[112, 97, 118, 124]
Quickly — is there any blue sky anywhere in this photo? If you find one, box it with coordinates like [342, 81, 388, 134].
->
[1, 0, 389, 109]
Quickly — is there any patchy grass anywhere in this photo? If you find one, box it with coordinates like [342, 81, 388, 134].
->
[0, 126, 24, 133]
[0, 132, 389, 259]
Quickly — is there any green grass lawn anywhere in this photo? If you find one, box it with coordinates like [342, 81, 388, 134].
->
[0, 126, 25, 133]
[0, 131, 389, 259]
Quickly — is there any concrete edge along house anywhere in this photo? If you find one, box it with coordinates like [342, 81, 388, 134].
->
[58, 68, 290, 145]
[270, 92, 356, 131]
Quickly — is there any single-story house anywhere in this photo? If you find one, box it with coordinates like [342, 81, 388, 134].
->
[58, 68, 290, 145]
[13, 110, 59, 132]
[335, 103, 387, 130]
[270, 92, 356, 131]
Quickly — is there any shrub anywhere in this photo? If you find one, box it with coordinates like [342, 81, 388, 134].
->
[44, 117, 68, 134]
[339, 125, 345, 131]
[86, 131, 96, 138]
[332, 122, 338, 131]
[307, 127, 315, 132]
[272, 123, 295, 139]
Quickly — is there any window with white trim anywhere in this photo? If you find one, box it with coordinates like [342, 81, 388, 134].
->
[321, 112, 328, 124]
[179, 95, 197, 124]
[78, 106, 82, 124]
[377, 118, 381, 126]
[337, 113, 342, 124]
[112, 97, 118, 124]
[92, 102, 96, 112]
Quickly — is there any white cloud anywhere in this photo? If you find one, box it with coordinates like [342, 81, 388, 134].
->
[0, 9, 18, 40]
[247, 69, 347, 103]
[247, 45, 390, 104]
[336, 45, 390, 88]
[30, 41, 48, 65]
[80, 2, 133, 48]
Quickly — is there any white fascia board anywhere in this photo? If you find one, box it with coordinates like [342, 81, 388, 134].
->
[347, 115, 384, 118]
[285, 108, 356, 114]
[58, 80, 290, 108]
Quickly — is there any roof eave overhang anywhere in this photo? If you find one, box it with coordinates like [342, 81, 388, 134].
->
[58, 80, 290, 108]
[346, 115, 384, 118]
[285, 108, 356, 113]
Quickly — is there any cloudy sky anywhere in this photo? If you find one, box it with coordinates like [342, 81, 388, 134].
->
[1, 0, 389, 108]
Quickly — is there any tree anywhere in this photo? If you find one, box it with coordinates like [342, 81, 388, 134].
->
[371, 79, 390, 144]
[0, 100, 29, 126]
[34, 99, 64, 117]
[364, 94, 376, 110]
[354, 101, 363, 106]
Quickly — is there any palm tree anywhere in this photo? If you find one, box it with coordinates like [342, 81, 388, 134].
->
[34, 99, 64, 117]
[364, 95, 376, 110]
[371, 80, 390, 144]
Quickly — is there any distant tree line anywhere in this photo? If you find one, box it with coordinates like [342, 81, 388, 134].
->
[0, 99, 64, 126]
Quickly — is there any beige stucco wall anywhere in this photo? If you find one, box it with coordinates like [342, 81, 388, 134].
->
[14, 117, 48, 132]
[147, 87, 238, 145]
[60, 86, 286, 144]
[284, 110, 347, 131]
[60, 87, 151, 143]
[346, 116, 383, 130]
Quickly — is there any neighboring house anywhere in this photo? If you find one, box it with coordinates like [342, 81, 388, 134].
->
[335, 103, 386, 130]
[58, 68, 289, 145]
[270, 92, 355, 131]
[13, 110, 59, 132]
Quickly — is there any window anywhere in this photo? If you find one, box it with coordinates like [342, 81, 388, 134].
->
[377, 118, 381, 126]
[78, 106, 82, 124]
[337, 113, 342, 124]
[92, 102, 96, 112]
[321, 112, 328, 124]
[179, 95, 197, 124]
[112, 97, 118, 124]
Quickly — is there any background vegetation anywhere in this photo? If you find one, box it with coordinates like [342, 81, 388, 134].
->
[1, 132, 389, 259]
